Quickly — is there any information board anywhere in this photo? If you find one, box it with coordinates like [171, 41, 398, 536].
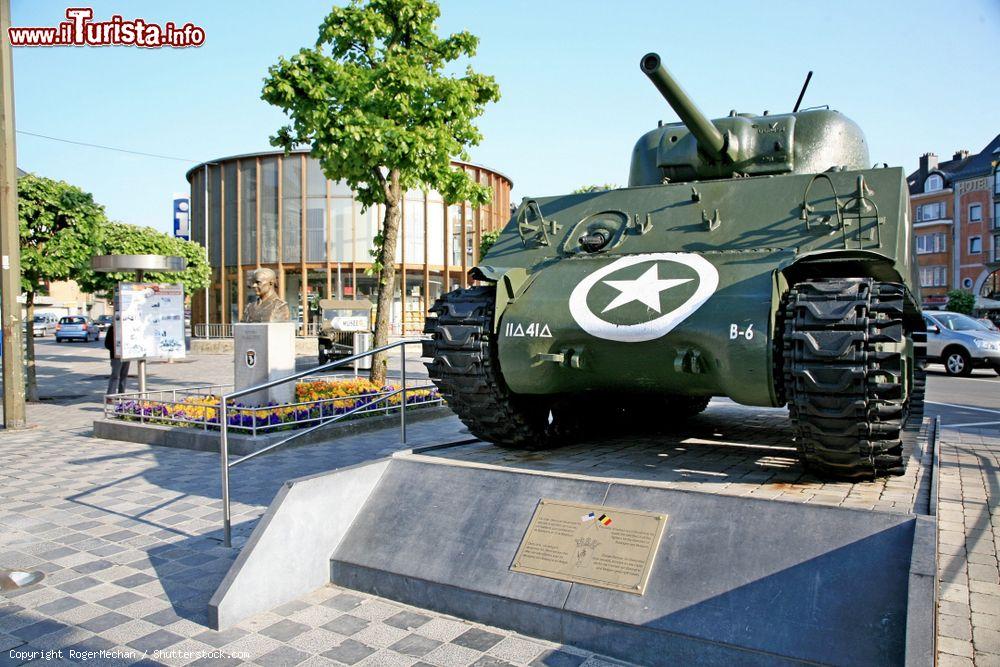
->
[114, 283, 186, 360]
[511, 499, 667, 595]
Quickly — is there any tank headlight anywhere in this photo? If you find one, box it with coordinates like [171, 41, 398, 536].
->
[973, 339, 1000, 351]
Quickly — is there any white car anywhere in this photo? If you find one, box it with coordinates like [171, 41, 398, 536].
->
[924, 311, 1000, 376]
[32, 314, 57, 337]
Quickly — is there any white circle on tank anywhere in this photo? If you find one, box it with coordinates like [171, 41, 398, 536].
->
[568, 252, 719, 343]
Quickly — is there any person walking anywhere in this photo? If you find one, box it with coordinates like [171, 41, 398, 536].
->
[105, 321, 129, 395]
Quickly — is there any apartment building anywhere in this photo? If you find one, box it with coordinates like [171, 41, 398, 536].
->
[907, 135, 1000, 314]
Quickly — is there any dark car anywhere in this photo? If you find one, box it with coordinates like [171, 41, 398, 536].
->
[96, 315, 114, 333]
[55, 316, 99, 343]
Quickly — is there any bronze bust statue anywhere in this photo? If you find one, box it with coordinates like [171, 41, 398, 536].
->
[242, 268, 291, 323]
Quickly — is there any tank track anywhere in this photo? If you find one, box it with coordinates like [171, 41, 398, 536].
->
[782, 278, 925, 478]
[422, 286, 559, 449]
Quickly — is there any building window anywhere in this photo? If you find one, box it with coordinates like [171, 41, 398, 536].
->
[969, 236, 982, 254]
[305, 159, 327, 262]
[916, 232, 947, 254]
[260, 158, 278, 263]
[209, 166, 222, 266]
[240, 160, 257, 264]
[281, 157, 301, 263]
[224, 162, 238, 267]
[995, 165, 1000, 195]
[970, 203, 982, 222]
[924, 174, 943, 192]
[915, 202, 946, 222]
[919, 266, 948, 288]
[994, 202, 1000, 230]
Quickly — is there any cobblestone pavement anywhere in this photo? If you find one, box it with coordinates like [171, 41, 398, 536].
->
[2, 340, 628, 666]
[0, 399, 632, 667]
[423, 400, 934, 514]
[933, 424, 1000, 667]
[1, 339, 998, 665]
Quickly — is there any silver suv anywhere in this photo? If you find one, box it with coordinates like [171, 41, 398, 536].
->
[923, 311, 1000, 376]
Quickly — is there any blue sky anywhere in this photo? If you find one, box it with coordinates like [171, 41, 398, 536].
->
[12, 0, 1000, 233]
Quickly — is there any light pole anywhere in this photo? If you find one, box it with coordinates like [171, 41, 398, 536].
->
[0, 0, 26, 428]
[203, 163, 209, 335]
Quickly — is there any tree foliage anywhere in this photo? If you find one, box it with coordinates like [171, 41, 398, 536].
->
[18, 173, 107, 295]
[262, 0, 499, 383]
[17, 173, 107, 400]
[262, 0, 499, 212]
[946, 289, 975, 315]
[479, 229, 501, 259]
[76, 222, 210, 296]
[572, 184, 619, 194]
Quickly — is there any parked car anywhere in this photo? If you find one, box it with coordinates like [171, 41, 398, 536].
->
[55, 316, 99, 343]
[95, 315, 113, 333]
[924, 311, 1000, 376]
[31, 314, 57, 337]
[978, 317, 1000, 333]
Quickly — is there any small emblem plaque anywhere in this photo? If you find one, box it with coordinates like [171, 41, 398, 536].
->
[511, 499, 667, 595]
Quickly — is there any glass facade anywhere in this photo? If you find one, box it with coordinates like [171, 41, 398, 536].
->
[188, 150, 512, 334]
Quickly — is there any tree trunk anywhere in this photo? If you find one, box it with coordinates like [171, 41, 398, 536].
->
[369, 186, 402, 387]
[25, 291, 38, 402]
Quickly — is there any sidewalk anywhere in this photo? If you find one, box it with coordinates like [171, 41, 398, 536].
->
[1, 399, 625, 667]
[935, 425, 1000, 667]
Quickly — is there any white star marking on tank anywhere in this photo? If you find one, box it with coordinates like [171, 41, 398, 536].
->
[568, 252, 719, 343]
[601, 264, 692, 313]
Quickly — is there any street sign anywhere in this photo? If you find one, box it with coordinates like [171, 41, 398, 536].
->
[114, 283, 186, 360]
[173, 195, 190, 240]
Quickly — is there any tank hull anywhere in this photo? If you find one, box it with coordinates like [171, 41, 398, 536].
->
[497, 249, 785, 406]
[479, 167, 919, 408]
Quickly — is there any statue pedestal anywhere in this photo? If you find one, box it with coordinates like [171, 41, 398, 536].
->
[233, 323, 296, 407]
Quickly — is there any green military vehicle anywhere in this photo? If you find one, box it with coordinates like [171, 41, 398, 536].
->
[423, 53, 925, 479]
[317, 299, 373, 364]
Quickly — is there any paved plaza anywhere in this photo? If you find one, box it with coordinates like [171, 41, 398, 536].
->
[1, 338, 998, 665]
[421, 400, 934, 514]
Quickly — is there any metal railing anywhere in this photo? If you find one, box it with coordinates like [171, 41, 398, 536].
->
[193, 323, 233, 339]
[105, 384, 232, 430]
[104, 378, 435, 437]
[219, 338, 432, 547]
[194, 322, 324, 339]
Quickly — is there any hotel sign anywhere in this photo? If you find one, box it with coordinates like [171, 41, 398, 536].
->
[957, 177, 989, 195]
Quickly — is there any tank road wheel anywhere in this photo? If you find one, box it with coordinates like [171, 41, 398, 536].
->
[422, 286, 571, 450]
[665, 395, 711, 418]
[782, 278, 923, 479]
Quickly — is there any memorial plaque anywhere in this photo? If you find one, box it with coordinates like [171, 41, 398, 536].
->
[511, 499, 667, 594]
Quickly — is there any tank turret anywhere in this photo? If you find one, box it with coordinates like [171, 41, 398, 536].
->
[639, 53, 736, 164]
[631, 52, 869, 186]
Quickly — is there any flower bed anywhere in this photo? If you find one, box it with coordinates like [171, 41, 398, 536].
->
[110, 378, 440, 434]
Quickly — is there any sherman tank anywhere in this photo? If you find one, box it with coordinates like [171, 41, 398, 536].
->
[423, 53, 926, 479]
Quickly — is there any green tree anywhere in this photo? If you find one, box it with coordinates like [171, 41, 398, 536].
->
[76, 222, 210, 296]
[946, 289, 975, 315]
[17, 174, 106, 401]
[572, 184, 619, 194]
[262, 0, 499, 385]
[479, 229, 502, 259]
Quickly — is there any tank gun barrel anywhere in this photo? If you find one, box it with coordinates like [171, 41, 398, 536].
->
[640, 53, 733, 163]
